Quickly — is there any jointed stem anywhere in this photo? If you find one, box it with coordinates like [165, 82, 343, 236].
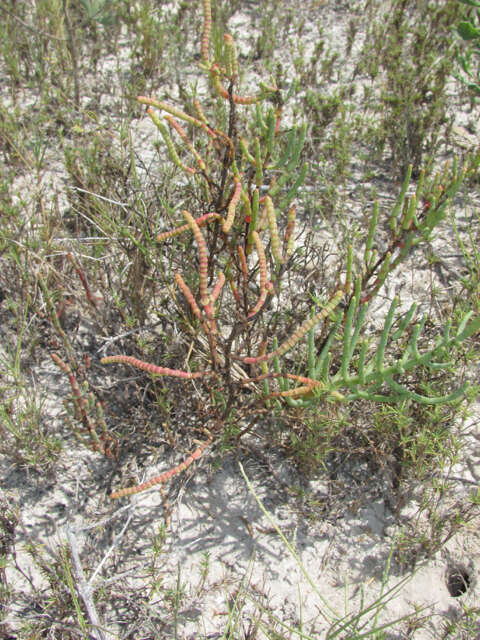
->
[110, 436, 213, 499]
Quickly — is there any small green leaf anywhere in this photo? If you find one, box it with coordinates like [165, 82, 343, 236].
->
[457, 21, 480, 41]
[468, 82, 480, 94]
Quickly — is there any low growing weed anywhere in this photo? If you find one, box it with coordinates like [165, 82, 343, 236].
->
[240, 462, 422, 639]
[357, 0, 458, 177]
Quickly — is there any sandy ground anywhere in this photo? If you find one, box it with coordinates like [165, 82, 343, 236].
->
[1, 1, 479, 637]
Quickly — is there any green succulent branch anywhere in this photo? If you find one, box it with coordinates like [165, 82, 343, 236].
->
[273, 291, 478, 407]
[357, 158, 476, 305]
[331, 295, 476, 404]
[273, 155, 480, 406]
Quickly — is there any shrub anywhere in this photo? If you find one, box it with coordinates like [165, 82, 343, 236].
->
[99, 0, 479, 499]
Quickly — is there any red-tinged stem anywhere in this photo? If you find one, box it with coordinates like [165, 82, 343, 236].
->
[165, 115, 207, 172]
[203, 302, 215, 324]
[222, 180, 242, 233]
[182, 210, 210, 308]
[237, 245, 248, 287]
[257, 202, 268, 231]
[282, 373, 326, 387]
[268, 374, 328, 398]
[193, 99, 208, 124]
[237, 372, 320, 399]
[210, 64, 258, 104]
[211, 272, 226, 303]
[101, 355, 209, 379]
[51, 353, 100, 450]
[174, 273, 203, 322]
[156, 212, 220, 242]
[67, 252, 97, 309]
[52, 352, 75, 384]
[247, 287, 269, 319]
[247, 231, 272, 318]
[110, 436, 213, 499]
[229, 278, 241, 303]
[147, 107, 195, 175]
[56, 299, 64, 321]
[201, 0, 211, 62]
[274, 107, 282, 135]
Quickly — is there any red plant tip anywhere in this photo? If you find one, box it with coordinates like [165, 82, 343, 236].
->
[274, 107, 282, 135]
[223, 180, 242, 233]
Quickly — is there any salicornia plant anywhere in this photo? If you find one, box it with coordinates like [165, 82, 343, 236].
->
[101, 0, 479, 498]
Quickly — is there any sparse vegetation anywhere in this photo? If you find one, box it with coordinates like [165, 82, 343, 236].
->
[0, 0, 478, 637]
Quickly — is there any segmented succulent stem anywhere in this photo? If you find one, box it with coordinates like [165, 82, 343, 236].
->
[111, 436, 213, 499]
[138, 96, 216, 136]
[53, 353, 117, 456]
[229, 277, 241, 303]
[239, 137, 255, 164]
[244, 290, 344, 363]
[193, 99, 208, 123]
[253, 231, 268, 290]
[237, 245, 248, 286]
[223, 180, 242, 233]
[283, 205, 296, 259]
[223, 34, 238, 82]
[247, 188, 259, 254]
[247, 286, 270, 319]
[201, 0, 211, 62]
[147, 108, 195, 175]
[279, 162, 308, 211]
[52, 353, 93, 433]
[210, 64, 258, 104]
[266, 108, 276, 155]
[174, 273, 203, 321]
[101, 355, 208, 379]
[211, 271, 226, 303]
[165, 115, 207, 172]
[182, 210, 209, 308]
[265, 196, 283, 266]
[275, 290, 344, 358]
[156, 212, 220, 242]
[401, 194, 416, 230]
[67, 252, 97, 308]
[248, 231, 273, 318]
